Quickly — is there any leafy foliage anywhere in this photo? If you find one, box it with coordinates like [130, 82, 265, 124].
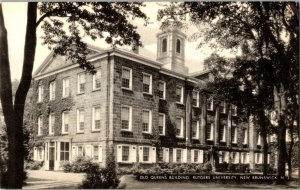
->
[62, 156, 95, 173]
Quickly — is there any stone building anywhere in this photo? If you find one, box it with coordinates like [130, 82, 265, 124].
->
[32, 26, 268, 170]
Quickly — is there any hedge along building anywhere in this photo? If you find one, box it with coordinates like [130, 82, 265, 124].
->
[32, 25, 270, 171]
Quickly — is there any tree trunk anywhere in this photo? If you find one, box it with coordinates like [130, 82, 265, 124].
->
[274, 84, 287, 183]
[258, 110, 269, 175]
[0, 3, 37, 188]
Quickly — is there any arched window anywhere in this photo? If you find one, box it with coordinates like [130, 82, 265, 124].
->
[162, 38, 167, 53]
[176, 39, 181, 53]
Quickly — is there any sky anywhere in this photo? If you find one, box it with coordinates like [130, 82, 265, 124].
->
[2, 2, 219, 81]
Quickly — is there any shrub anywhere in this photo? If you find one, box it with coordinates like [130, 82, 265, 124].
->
[62, 156, 96, 173]
[79, 152, 120, 189]
[203, 162, 213, 172]
[25, 161, 44, 170]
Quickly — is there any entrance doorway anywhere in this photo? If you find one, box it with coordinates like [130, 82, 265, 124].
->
[49, 142, 55, 170]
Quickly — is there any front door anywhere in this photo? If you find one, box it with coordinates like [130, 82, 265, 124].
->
[49, 146, 55, 170]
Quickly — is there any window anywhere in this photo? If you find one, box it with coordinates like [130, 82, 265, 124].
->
[194, 150, 199, 163]
[219, 125, 226, 142]
[78, 146, 85, 156]
[257, 133, 261, 145]
[255, 153, 263, 164]
[121, 67, 132, 90]
[220, 101, 226, 113]
[49, 81, 56, 100]
[38, 85, 44, 102]
[38, 116, 43, 136]
[158, 81, 166, 99]
[49, 113, 55, 135]
[38, 148, 43, 160]
[60, 142, 69, 161]
[192, 121, 199, 139]
[158, 113, 165, 135]
[233, 152, 239, 163]
[176, 39, 181, 53]
[176, 86, 184, 104]
[121, 106, 132, 131]
[231, 127, 237, 143]
[162, 38, 167, 52]
[93, 146, 99, 160]
[92, 106, 101, 131]
[93, 69, 101, 90]
[243, 129, 248, 145]
[176, 117, 184, 138]
[77, 73, 85, 94]
[77, 109, 85, 133]
[62, 78, 70, 98]
[142, 110, 152, 133]
[206, 123, 214, 140]
[62, 111, 69, 134]
[231, 104, 237, 116]
[122, 146, 130, 162]
[192, 91, 199, 107]
[176, 149, 182, 163]
[142, 73, 152, 94]
[143, 147, 150, 162]
[157, 148, 164, 162]
[207, 98, 213, 110]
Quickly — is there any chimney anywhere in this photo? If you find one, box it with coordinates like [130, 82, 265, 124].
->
[132, 39, 139, 54]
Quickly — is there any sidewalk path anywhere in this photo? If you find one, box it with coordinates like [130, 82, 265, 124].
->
[24, 170, 85, 189]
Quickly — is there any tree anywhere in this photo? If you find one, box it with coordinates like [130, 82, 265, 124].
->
[0, 2, 148, 188]
[158, 2, 298, 180]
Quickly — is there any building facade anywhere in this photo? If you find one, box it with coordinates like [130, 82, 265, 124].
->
[32, 27, 269, 171]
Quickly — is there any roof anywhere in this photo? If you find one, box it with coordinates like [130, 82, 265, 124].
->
[33, 44, 209, 84]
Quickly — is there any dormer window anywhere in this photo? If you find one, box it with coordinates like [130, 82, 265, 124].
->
[162, 38, 167, 53]
[176, 39, 181, 53]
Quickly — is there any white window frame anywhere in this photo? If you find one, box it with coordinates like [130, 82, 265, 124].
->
[121, 105, 132, 131]
[207, 98, 214, 111]
[257, 133, 262, 145]
[49, 81, 56, 101]
[176, 117, 184, 138]
[174, 148, 183, 163]
[192, 91, 200, 107]
[38, 85, 44, 103]
[158, 113, 166, 136]
[243, 129, 248, 145]
[176, 86, 184, 104]
[158, 81, 166, 100]
[220, 125, 226, 142]
[139, 146, 151, 163]
[76, 108, 85, 133]
[232, 126, 238, 144]
[92, 69, 101, 91]
[121, 66, 132, 90]
[92, 145, 103, 162]
[192, 120, 200, 139]
[142, 109, 152, 134]
[77, 73, 85, 94]
[207, 123, 214, 141]
[142, 72, 152, 94]
[92, 106, 101, 131]
[62, 111, 69, 134]
[38, 116, 43, 136]
[220, 101, 226, 113]
[62, 78, 70, 98]
[49, 113, 55, 135]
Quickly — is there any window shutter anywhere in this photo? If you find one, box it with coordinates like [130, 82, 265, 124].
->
[191, 150, 194, 163]
[246, 153, 250, 163]
[210, 124, 214, 140]
[99, 146, 103, 162]
[85, 145, 92, 158]
[234, 152, 240, 163]
[41, 148, 45, 161]
[182, 149, 187, 163]
[130, 145, 137, 162]
[139, 146, 143, 163]
[199, 150, 204, 163]
[267, 154, 270, 164]
[260, 153, 263, 164]
[224, 152, 229, 162]
[173, 148, 176, 163]
[163, 148, 169, 163]
[129, 107, 132, 131]
[149, 111, 152, 134]
[34, 147, 37, 160]
[117, 145, 122, 162]
[150, 147, 156, 163]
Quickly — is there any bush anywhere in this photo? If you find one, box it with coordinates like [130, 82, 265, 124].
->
[79, 152, 120, 189]
[25, 161, 44, 170]
[62, 156, 96, 173]
[203, 162, 213, 172]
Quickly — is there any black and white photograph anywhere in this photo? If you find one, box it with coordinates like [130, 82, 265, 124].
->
[0, 1, 299, 189]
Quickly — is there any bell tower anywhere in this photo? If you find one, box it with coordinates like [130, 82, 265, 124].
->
[156, 25, 188, 74]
